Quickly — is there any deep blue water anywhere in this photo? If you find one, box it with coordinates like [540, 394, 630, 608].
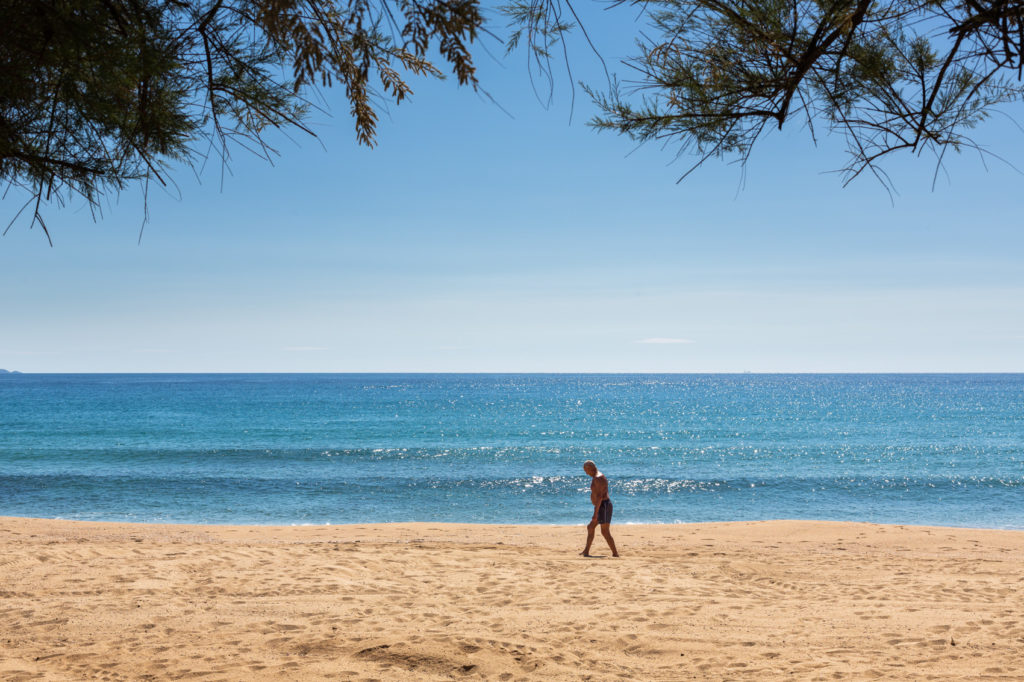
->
[1, 374, 1022, 527]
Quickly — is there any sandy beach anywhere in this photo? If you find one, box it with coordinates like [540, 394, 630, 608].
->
[1, 517, 1023, 680]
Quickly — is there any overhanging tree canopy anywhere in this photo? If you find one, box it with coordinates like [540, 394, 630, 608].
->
[3, 0, 1023, 242]
[583, 0, 1024, 188]
[0, 0, 481, 241]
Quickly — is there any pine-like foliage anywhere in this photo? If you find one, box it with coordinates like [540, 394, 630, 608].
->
[580, 0, 1024, 187]
[0, 0, 482, 241]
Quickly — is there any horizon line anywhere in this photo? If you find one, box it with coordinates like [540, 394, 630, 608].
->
[4, 370, 1023, 376]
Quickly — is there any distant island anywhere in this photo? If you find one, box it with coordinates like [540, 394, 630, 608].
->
[0, 369, 21, 374]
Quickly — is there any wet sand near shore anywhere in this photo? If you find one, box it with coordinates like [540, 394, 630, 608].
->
[2, 517, 1023, 680]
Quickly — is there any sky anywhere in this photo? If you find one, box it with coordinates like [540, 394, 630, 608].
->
[1, 6, 1023, 373]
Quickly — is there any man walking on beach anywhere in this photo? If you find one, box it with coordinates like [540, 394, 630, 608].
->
[581, 460, 618, 557]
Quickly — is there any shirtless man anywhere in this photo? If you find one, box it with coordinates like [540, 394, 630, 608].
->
[581, 460, 619, 557]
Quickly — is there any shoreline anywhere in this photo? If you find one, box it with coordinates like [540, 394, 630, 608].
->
[4, 517, 1024, 680]
[5, 514, 1024, 533]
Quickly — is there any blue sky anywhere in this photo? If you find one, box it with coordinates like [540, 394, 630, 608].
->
[1, 6, 1022, 372]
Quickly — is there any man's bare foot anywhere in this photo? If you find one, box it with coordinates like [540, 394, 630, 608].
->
[612, 553, 620, 557]
[580, 550, 590, 557]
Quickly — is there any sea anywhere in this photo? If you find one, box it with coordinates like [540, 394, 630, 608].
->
[1, 374, 1022, 528]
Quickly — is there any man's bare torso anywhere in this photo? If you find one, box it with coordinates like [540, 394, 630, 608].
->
[590, 472, 609, 506]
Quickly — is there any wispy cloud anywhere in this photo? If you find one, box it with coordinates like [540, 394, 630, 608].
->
[0, 349, 62, 355]
[283, 346, 329, 352]
[635, 337, 695, 345]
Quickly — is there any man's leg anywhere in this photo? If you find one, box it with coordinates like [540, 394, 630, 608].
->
[582, 519, 598, 556]
[600, 523, 618, 557]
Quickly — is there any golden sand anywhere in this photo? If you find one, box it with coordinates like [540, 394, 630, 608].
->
[2, 517, 1023, 680]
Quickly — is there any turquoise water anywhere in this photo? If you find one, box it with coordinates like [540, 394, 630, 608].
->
[1, 374, 1021, 527]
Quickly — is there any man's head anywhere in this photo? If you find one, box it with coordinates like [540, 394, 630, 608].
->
[582, 460, 597, 477]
